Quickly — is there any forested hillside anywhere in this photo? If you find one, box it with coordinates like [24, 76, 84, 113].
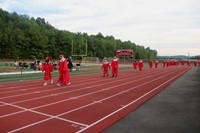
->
[0, 9, 157, 60]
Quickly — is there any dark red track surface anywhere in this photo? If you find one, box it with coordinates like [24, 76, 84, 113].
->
[0, 66, 191, 133]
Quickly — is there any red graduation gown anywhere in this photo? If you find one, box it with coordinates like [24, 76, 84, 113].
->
[133, 62, 138, 70]
[101, 62, 110, 74]
[149, 61, 153, 69]
[155, 61, 159, 68]
[111, 59, 119, 75]
[58, 59, 70, 84]
[42, 62, 53, 80]
[138, 61, 143, 71]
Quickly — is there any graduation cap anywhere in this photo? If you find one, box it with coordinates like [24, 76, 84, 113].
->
[60, 53, 64, 57]
[46, 55, 51, 59]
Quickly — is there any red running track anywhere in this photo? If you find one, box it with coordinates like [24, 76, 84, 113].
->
[0, 66, 191, 133]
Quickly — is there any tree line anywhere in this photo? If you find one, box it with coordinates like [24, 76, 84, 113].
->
[0, 9, 157, 60]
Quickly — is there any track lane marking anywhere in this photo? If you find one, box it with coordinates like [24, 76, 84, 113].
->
[0, 70, 146, 98]
[0, 68, 180, 120]
[0, 69, 168, 106]
[0, 67, 191, 132]
[0, 67, 168, 92]
[2, 67, 189, 133]
[0, 68, 123, 91]
[0, 74, 109, 93]
[31, 69, 179, 110]
[0, 101, 88, 133]
[76, 67, 191, 133]
[55, 68, 187, 117]
[0, 67, 184, 120]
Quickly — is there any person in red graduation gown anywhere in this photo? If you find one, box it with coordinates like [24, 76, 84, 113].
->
[187, 60, 191, 66]
[181, 60, 185, 66]
[194, 60, 197, 67]
[42, 56, 53, 85]
[166, 60, 170, 67]
[149, 60, 153, 69]
[133, 60, 138, 70]
[57, 53, 70, 86]
[101, 58, 111, 77]
[155, 59, 159, 68]
[198, 60, 200, 66]
[138, 59, 143, 72]
[111, 55, 119, 77]
[163, 60, 166, 67]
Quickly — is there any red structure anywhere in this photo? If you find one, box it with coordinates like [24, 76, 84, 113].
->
[116, 49, 133, 57]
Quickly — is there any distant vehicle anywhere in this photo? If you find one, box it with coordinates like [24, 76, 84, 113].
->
[116, 49, 133, 57]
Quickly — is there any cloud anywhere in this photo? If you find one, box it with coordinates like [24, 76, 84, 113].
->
[157, 47, 200, 56]
[0, 0, 200, 56]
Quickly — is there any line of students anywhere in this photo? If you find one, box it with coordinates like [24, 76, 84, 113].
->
[132, 59, 200, 72]
[101, 55, 119, 77]
[101, 58, 200, 76]
[42, 54, 200, 84]
[41, 53, 70, 86]
[163, 59, 200, 67]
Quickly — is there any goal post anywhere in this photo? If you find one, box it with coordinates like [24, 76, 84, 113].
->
[71, 39, 88, 61]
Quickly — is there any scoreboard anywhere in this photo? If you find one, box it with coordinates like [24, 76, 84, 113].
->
[116, 49, 133, 57]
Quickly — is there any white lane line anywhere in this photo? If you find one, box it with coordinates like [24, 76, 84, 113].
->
[1, 72, 150, 118]
[2, 67, 189, 133]
[0, 74, 106, 93]
[0, 70, 157, 118]
[0, 67, 162, 93]
[0, 101, 88, 133]
[0, 110, 26, 119]
[31, 70, 173, 110]
[54, 68, 187, 117]
[0, 68, 179, 120]
[0, 70, 169, 121]
[0, 69, 165, 106]
[0, 71, 111, 93]
[7, 118, 53, 133]
[69, 97, 78, 100]
[2, 71, 167, 133]
[93, 101, 102, 103]
[0, 71, 141, 99]
[76, 67, 190, 133]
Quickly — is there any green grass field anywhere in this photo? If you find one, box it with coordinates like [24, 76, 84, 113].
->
[0, 62, 133, 83]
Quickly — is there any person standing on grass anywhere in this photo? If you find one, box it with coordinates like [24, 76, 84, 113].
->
[149, 60, 153, 69]
[133, 60, 138, 70]
[111, 55, 119, 77]
[138, 59, 143, 72]
[101, 58, 111, 77]
[155, 59, 159, 68]
[57, 53, 70, 86]
[41, 56, 53, 86]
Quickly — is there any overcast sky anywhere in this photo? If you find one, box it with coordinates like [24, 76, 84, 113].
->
[0, 0, 200, 56]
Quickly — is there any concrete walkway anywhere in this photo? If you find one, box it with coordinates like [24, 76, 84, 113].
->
[104, 67, 200, 133]
[0, 71, 42, 75]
